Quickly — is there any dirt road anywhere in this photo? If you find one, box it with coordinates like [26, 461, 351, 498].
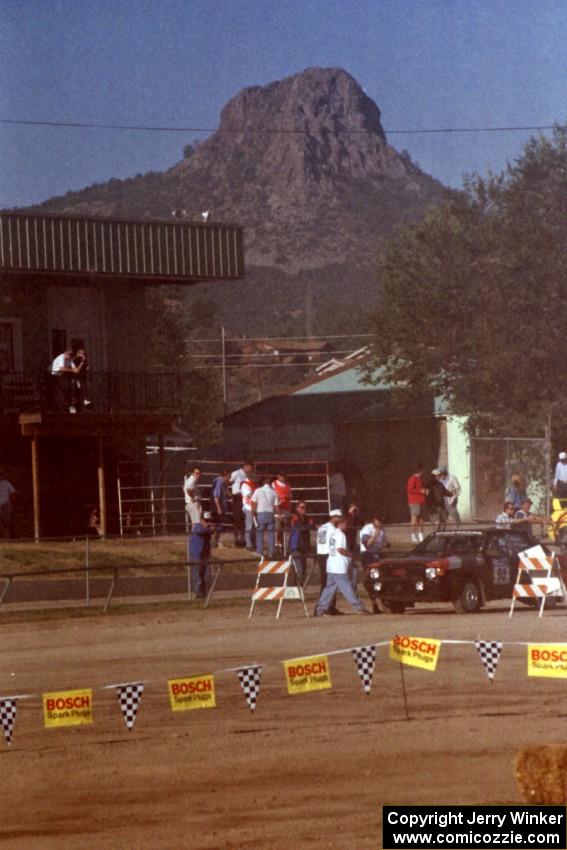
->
[0, 600, 565, 849]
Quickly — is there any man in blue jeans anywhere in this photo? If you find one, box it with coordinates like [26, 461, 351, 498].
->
[315, 517, 369, 616]
[188, 512, 214, 599]
[251, 475, 280, 559]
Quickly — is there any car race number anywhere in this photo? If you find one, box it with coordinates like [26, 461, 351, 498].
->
[492, 559, 510, 585]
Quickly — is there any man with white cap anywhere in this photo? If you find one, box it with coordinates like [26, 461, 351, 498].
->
[188, 512, 214, 600]
[314, 516, 369, 616]
[315, 509, 343, 615]
[554, 453, 567, 497]
[439, 466, 461, 527]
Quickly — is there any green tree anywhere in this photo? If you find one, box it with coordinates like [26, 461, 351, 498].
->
[365, 127, 567, 434]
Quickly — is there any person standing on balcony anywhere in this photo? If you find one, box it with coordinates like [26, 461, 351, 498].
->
[73, 347, 92, 409]
[50, 348, 81, 413]
[230, 461, 254, 547]
[0, 469, 15, 539]
[183, 466, 202, 529]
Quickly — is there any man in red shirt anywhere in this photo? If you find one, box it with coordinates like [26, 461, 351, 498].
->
[407, 462, 427, 544]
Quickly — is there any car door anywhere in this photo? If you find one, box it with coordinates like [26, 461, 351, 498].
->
[483, 531, 516, 599]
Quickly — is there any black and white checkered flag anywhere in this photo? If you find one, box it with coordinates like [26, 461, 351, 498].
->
[0, 698, 18, 746]
[236, 666, 262, 712]
[351, 645, 377, 695]
[116, 683, 144, 730]
[474, 641, 503, 681]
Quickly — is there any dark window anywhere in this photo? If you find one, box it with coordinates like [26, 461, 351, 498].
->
[51, 329, 67, 359]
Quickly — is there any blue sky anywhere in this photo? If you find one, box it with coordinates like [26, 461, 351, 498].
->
[1, 0, 566, 207]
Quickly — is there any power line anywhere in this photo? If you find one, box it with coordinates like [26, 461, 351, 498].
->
[0, 117, 562, 136]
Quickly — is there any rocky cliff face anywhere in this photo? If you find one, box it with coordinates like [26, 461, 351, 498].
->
[28, 67, 446, 331]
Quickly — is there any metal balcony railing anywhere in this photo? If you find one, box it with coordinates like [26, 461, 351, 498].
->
[0, 371, 189, 415]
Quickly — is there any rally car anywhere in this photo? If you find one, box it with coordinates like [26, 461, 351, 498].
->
[363, 528, 561, 614]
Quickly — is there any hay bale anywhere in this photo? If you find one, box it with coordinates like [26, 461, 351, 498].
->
[516, 745, 567, 804]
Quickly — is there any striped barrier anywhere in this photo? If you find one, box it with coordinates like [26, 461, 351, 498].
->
[509, 545, 566, 618]
[249, 559, 309, 619]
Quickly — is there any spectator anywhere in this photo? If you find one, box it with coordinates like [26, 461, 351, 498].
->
[514, 499, 545, 536]
[315, 510, 343, 615]
[554, 453, 567, 497]
[314, 517, 369, 616]
[73, 347, 92, 409]
[230, 461, 253, 546]
[439, 466, 462, 527]
[495, 501, 524, 529]
[505, 474, 525, 510]
[273, 472, 292, 552]
[359, 515, 390, 568]
[183, 466, 202, 529]
[289, 500, 315, 586]
[50, 347, 81, 413]
[407, 462, 427, 543]
[329, 466, 347, 512]
[345, 502, 362, 590]
[251, 475, 280, 558]
[188, 511, 214, 599]
[241, 469, 257, 551]
[0, 469, 15, 539]
[211, 468, 230, 547]
[426, 469, 452, 531]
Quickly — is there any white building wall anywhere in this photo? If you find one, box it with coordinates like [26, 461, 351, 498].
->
[446, 416, 472, 521]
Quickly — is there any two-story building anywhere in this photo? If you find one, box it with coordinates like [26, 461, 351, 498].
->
[0, 211, 244, 538]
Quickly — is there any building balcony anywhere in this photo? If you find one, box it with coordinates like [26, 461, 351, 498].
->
[0, 371, 191, 417]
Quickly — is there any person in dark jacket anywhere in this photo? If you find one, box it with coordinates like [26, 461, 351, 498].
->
[426, 469, 453, 531]
[188, 512, 214, 599]
[289, 501, 314, 586]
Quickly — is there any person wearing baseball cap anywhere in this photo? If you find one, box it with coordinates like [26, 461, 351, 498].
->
[315, 509, 344, 615]
[514, 498, 545, 536]
[554, 453, 567, 497]
[188, 511, 214, 600]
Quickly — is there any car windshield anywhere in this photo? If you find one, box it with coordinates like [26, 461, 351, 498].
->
[413, 535, 447, 555]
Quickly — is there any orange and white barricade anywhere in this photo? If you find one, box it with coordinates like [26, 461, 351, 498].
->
[249, 559, 309, 619]
[509, 545, 565, 618]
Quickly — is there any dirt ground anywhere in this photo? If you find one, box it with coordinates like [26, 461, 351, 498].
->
[1, 598, 567, 849]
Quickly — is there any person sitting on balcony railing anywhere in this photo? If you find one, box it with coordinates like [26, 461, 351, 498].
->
[50, 347, 81, 413]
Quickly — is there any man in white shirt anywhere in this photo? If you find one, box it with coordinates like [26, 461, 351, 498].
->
[554, 452, 567, 497]
[314, 518, 368, 616]
[316, 510, 343, 615]
[230, 461, 253, 546]
[251, 475, 280, 558]
[183, 466, 202, 528]
[439, 466, 462, 527]
[50, 348, 80, 413]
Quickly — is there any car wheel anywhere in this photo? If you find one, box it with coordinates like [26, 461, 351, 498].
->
[453, 580, 481, 613]
[378, 599, 406, 614]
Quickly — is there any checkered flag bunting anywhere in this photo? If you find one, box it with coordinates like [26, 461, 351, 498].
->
[351, 645, 377, 695]
[474, 641, 503, 681]
[236, 666, 263, 712]
[116, 683, 144, 730]
[0, 698, 18, 746]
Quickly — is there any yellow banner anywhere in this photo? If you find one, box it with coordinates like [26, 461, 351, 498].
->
[389, 635, 441, 671]
[43, 688, 93, 727]
[528, 644, 567, 678]
[168, 675, 216, 711]
[284, 654, 332, 695]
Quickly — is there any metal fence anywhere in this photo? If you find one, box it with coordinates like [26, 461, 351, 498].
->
[0, 371, 191, 415]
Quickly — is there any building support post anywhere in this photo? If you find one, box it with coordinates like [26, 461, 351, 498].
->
[98, 435, 107, 538]
[31, 436, 41, 542]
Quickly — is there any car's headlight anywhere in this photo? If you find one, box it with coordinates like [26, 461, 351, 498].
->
[425, 567, 437, 580]
[369, 567, 380, 580]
